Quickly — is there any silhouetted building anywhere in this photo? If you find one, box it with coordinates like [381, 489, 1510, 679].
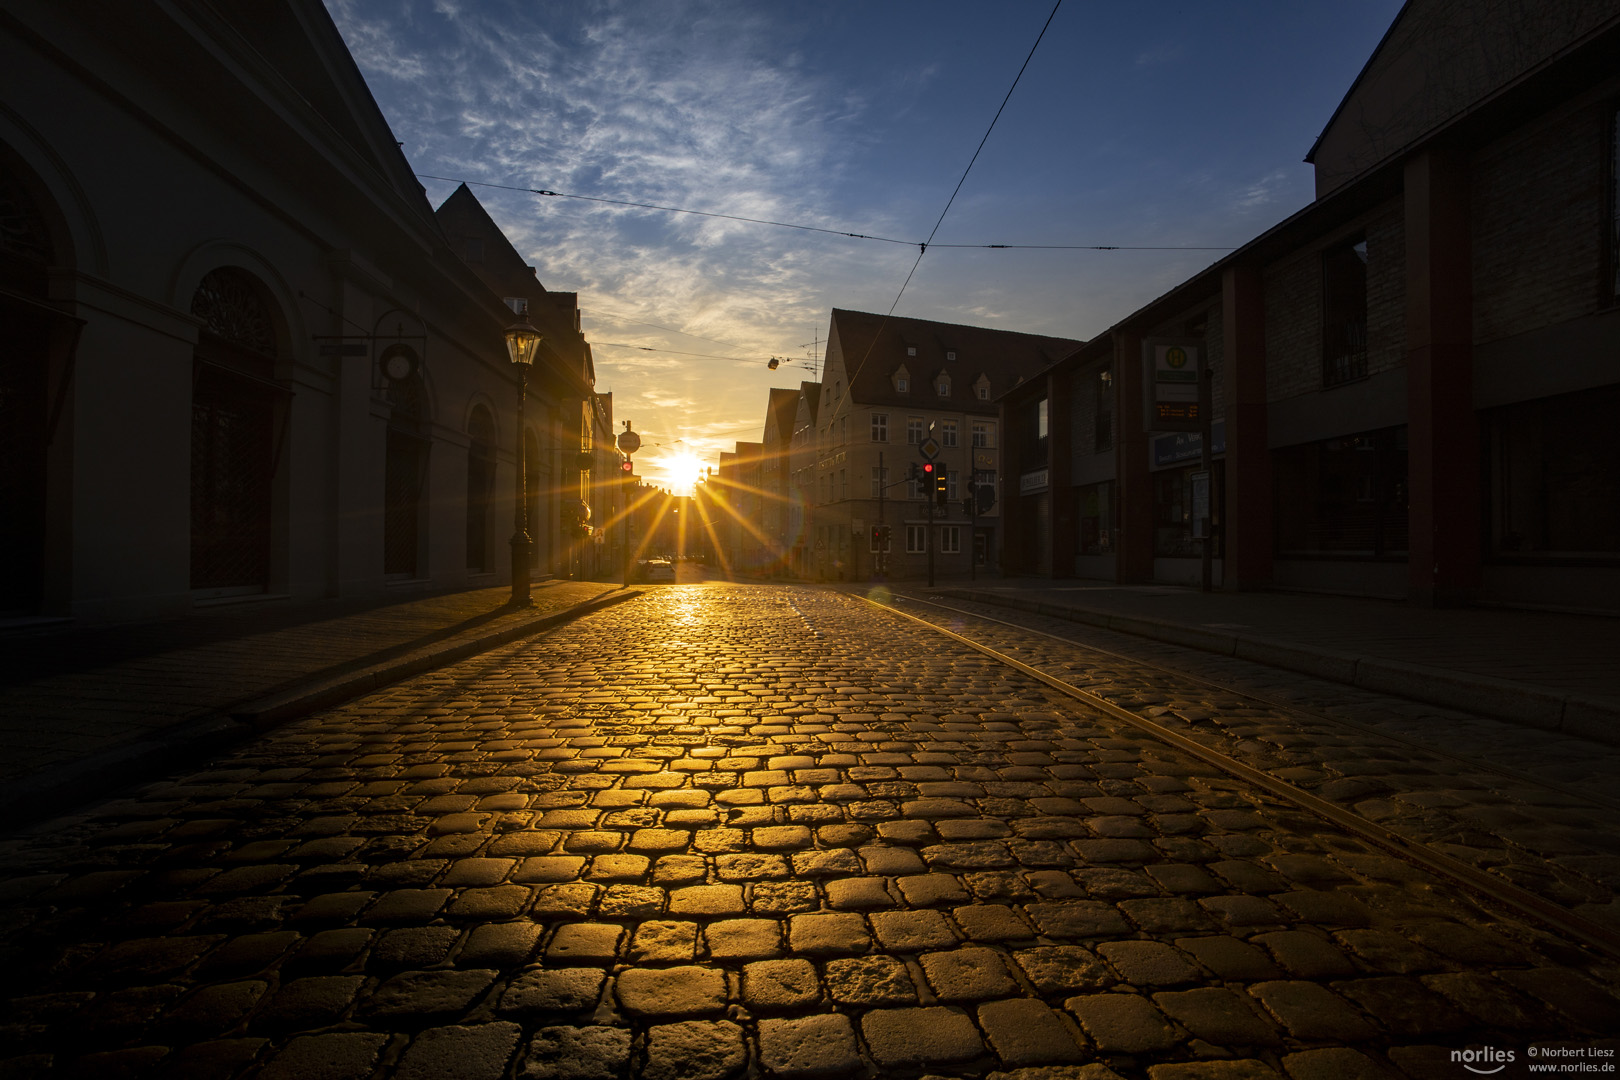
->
[1, 1, 596, 622]
[1003, 0, 1620, 613]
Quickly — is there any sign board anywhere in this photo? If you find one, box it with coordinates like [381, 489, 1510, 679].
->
[1152, 422, 1226, 468]
[1019, 468, 1049, 495]
[1142, 337, 1203, 432]
[616, 429, 641, 455]
[919, 437, 940, 460]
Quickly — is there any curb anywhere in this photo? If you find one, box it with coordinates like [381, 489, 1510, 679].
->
[937, 587, 1620, 747]
[0, 589, 641, 831]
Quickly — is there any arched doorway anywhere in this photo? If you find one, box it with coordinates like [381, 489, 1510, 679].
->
[189, 267, 285, 595]
[0, 161, 59, 614]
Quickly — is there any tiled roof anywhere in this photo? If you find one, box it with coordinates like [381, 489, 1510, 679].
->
[830, 309, 1081, 411]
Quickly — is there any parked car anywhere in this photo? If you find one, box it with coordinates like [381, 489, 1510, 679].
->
[641, 558, 676, 583]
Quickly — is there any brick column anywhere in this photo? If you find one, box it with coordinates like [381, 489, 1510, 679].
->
[1405, 146, 1480, 607]
[1048, 368, 1074, 578]
[1114, 330, 1153, 583]
[1221, 262, 1271, 590]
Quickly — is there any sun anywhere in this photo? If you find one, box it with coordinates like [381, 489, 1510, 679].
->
[662, 452, 708, 493]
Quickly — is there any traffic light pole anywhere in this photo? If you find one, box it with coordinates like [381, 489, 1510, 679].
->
[877, 451, 886, 580]
[926, 476, 935, 588]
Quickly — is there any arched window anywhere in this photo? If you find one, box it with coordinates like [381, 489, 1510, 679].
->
[466, 405, 496, 572]
[189, 267, 281, 593]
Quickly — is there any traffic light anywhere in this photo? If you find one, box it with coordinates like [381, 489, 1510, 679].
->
[933, 462, 949, 506]
[870, 524, 881, 548]
[620, 459, 634, 474]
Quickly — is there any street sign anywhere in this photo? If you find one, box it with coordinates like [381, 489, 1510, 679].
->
[617, 428, 641, 455]
[1142, 337, 1203, 432]
[919, 437, 940, 459]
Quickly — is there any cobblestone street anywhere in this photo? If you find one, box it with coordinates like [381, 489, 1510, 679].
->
[2, 584, 1618, 1080]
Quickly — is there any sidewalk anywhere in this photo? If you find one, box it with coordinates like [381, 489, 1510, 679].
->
[0, 581, 636, 827]
[932, 579, 1620, 746]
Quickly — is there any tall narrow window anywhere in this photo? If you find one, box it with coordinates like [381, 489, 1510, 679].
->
[870, 466, 887, 497]
[1322, 238, 1368, 386]
[871, 413, 888, 442]
[1037, 399, 1049, 440]
[941, 419, 958, 447]
[907, 417, 924, 445]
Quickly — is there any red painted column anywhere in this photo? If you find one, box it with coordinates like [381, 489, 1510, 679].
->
[1405, 146, 1480, 606]
[1114, 330, 1153, 583]
[1222, 262, 1272, 590]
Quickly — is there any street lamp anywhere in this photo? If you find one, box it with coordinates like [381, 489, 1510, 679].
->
[505, 320, 542, 606]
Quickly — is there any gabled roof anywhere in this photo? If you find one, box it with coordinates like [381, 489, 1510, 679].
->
[829, 309, 1081, 411]
[797, 381, 822, 427]
[763, 387, 800, 445]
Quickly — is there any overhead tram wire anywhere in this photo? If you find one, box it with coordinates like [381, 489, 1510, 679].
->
[414, 173, 1236, 254]
[835, 0, 1065, 413]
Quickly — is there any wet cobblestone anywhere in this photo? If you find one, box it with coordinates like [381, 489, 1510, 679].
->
[0, 585, 1617, 1078]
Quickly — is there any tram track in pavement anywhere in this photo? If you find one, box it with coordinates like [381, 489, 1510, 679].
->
[864, 589, 1620, 964]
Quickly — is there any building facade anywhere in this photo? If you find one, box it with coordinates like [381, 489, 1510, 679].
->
[809, 310, 1082, 581]
[1003, 0, 1620, 613]
[0, 0, 598, 623]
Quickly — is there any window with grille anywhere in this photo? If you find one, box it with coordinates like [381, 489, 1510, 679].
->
[1322, 238, 1369, 386]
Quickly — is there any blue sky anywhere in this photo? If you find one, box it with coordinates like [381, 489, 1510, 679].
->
[325, 0, 1405, 490]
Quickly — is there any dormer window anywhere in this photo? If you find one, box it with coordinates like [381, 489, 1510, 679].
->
[893, 364, 910, 394]
[946, 351, 956, 362]
[906, 346, 917, 357]
[936, 374, 951, 398]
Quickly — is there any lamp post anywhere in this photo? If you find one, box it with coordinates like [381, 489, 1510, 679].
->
[505, 320, 542, 606]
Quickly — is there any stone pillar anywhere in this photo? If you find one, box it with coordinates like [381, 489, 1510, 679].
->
[1222, 262, 1272, 590]
[1405, 146, 1480, 607]
[1114, 330, 1153, 583]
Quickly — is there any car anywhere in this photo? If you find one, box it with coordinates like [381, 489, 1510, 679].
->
[642, 558, 676, 583]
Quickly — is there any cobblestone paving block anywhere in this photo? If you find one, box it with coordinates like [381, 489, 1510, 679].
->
[869, 908, 958, 951]
[742, 958, 822, 1012]
[954, 903, 1037, 942]
[758, 1014, 863, 1078]
[1173, 935, 1283, 981]
[1272, 890, 1372, 927]
[920, 946, 1020, 1001]
[1152, 987, 1282, 1046]
[1063, 993, 1180, 1053]
[1024, 900, 1130, 939]
[1247, 981, 1377, 1042]
[897, 873, 971, 907]
[1418, 971, 1549, 1031]
[1145, 1061, 1284, 1079]
[64, 1046, 170, 1077]
[499, 967, 606, 1015]
[1279, 1047, 1399, 1080]
[751, 880, 820, 915]
[520, 1025, 632, 1080]
[1249, 930, 1359, 978]
[1331, 976, 1472, 1036]
[1011, 945, 1114, 994]
[788, 912, 870, 955]
[825, 876, 896, 910]
[256, 1031, 388, 1080]
[158, 980, 267, 1038]
[371, 925, 459, 971]
[977, 998, 1086, 1067]
[631, 920, 699, 964]
[615, 965, 727, 1016]
[824, 955, 917, 1006]
[1097, 941, 1202, 987]
[255, 975, 365, 1030]
[642, 1019, 747, 1080]
[153, 1037, 267, 1080]
[514, 857, 588, 883]
[460, 921, 543, 968]
[363, 968, 497, 1024]
[861, 1006, 985, 1067]
[546, 923, 624, 965]
[396, 1022, 522, 1080]
[669, 884, 746, 917]
[704, 918, 782, 961]
[1495, 967, 1620, 1031]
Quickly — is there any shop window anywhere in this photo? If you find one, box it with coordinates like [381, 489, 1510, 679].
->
[1154, 464, 1224, 558]
[1322, 238, 1368, 386]
[1078, 481, 1114, 555]
[1273, 426, 1406, 557]
[1485, 385, 1620, 557]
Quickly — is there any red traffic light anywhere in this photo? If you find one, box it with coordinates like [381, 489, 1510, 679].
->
[921, 461, 935, 475]
[620, 460, 633, 473]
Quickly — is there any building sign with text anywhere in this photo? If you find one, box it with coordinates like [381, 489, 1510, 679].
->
[1142, 338, 1203, 432]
